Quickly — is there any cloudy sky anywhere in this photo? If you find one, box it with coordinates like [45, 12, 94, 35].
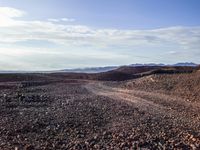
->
[0, 0, 200, 71]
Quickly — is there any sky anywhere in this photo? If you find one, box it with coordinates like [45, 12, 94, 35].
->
[0, 0, 200, 71]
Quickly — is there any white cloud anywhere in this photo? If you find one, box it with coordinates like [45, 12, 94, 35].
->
[47, 18, 75, 22]
[0, 7, 199, 49]
[1, 16, 200, 50]
[0, 7, 200, 70]
[47, 18, 60, 22]
[0, 7, 25, 18]
[61, 18, 75, 22]
[0, 46, 129, 71]
[168, 51, 177, 54]
[0, 7, 26, 27]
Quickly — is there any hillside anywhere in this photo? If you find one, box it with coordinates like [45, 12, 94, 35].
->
[121, 68, 200, 102]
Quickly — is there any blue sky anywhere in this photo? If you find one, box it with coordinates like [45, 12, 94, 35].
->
[0, 0, 200, 70]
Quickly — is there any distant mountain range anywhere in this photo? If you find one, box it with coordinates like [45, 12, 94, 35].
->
[172, 62, 198, 67]
[61, 62, 198, 73]
[130, 62, 198, 67]
[61, 66, 118, 73]
[0, 62, 198, 74]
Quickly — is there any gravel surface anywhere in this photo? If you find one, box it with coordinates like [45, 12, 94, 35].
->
[0, 74, 200, 149]
[122, 71, 200, 102]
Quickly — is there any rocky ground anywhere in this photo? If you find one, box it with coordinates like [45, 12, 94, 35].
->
[0, 73, 200, 149]
[121, 71, 200, 102]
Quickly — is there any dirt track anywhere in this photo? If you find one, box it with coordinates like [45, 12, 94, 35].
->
[86, 81, 200, 117]
[0, 76, 200, 149]
[85, 81, 200, 149]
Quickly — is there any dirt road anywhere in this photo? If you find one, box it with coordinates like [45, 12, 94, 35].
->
[85, 81, 200, 149]
[85, 81, 200, 117]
